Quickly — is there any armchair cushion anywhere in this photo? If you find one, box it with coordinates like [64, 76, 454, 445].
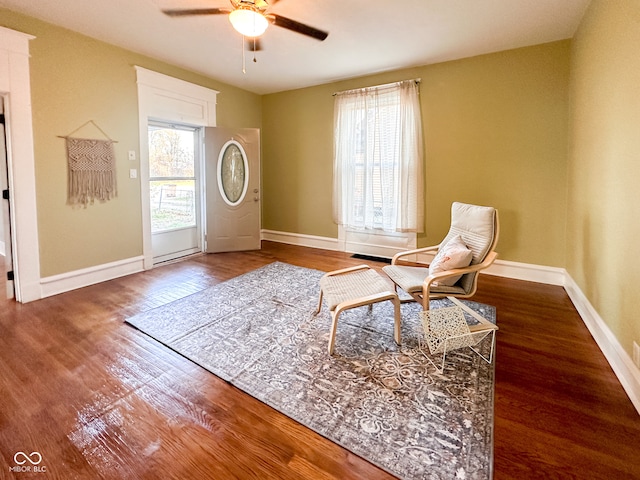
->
[443, 202, 496, 265]
[429, 235, 473, 286]
[382, 265, 468, 296]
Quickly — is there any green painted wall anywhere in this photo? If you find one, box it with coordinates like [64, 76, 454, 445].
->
[1, 9, 261, 277]
[568, 0, 640, 358]
[263, 41, 571, 266]
[0, 9, 572, 276]
[3, 0, 639, 397]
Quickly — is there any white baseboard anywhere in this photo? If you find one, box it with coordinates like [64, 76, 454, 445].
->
[262, 229, 341, 251]
[342, 238, 414, 260]
[564, 274, 640, 414]
[263, 229, 640, 413]
[261, 229, 566, 285]
[484, 259, 566, 286]
[40, 256, 145, 298]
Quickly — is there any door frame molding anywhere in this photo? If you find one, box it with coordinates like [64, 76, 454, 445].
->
[135, 67, 218, 269]
[0, 27, 41, 302]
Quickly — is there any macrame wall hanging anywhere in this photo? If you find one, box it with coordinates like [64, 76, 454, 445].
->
[59, 120, 118, 207]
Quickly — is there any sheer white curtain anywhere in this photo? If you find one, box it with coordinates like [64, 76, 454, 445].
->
[333, 80, 424, 233]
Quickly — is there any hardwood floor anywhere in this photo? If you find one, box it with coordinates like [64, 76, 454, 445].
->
[1, 241, 639, 479]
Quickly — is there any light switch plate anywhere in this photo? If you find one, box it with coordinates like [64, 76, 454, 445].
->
[129, 168, 137, 179]
[128, 150, 136, 161]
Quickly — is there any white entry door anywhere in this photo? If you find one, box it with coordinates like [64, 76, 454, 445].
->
[204, 127, 260, 252]
[149, 123, 201, 263]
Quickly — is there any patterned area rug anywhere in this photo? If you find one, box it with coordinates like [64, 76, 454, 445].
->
[125, 262, 496, 479]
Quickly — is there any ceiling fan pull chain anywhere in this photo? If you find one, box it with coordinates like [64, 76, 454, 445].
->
[242, 35, 246, 74]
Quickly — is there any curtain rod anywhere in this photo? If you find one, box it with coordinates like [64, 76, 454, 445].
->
[333, 78, 421, 96]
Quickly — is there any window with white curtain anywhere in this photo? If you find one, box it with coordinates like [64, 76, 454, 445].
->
[333, 79, 424, 233]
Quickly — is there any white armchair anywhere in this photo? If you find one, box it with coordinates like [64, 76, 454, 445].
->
[382, 202, 499, 310]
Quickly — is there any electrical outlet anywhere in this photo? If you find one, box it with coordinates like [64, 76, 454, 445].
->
[128, 150, 136, 161]
[634, 341, 640, 369]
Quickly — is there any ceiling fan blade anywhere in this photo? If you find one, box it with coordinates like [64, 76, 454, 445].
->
[267, 14, 328, 41]
[162, 8, 231, 17]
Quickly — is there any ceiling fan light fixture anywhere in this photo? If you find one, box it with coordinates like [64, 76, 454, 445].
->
[229, 8, 269, 37]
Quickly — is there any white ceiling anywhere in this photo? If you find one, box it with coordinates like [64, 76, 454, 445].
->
[0, 0, 591, 94]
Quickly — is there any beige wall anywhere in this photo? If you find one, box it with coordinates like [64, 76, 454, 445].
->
[2, 3, 637, 363]
[3, 0, 638, 397]
[568, 0, 640, 358]
[1, 9, 262, 277]
[262, 41, 571, 266]
[0, 9, 572, 277]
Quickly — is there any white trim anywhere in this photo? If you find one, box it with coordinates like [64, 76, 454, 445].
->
[340, 240, 407, 260]
[0, 27, 41, 303]
[40, 256, 145, 298]
[564, 274, 640, 415]
[135, 68, 220, 111]
[261, 229, 566, 284]
[135, 66, 218, 270]
[483, 259, 566, 286]
[411, 252, 566, 285]
[0, 240, 4, 257]
[338, 224, 417, 260]
[261, 229, 340, 252]
[152, 247, 201, 265]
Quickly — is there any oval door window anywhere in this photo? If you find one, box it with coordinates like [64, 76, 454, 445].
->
[217, 140, 249, 206]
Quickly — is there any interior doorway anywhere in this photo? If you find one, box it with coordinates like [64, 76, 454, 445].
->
[0, 97, 14, 299]
[148, 122, 202, 264]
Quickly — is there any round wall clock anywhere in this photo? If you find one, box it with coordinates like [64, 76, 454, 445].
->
[217, 139, 249, 206]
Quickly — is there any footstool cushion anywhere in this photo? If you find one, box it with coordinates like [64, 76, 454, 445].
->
[316, 265, 401, 354]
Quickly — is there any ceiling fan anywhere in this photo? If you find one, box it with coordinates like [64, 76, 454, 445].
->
[162, 0, 329, 50]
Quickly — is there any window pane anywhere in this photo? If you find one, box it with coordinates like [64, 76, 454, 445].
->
[148, 125, 197, 233]
[335, 80, 423, 231]
[148, 127, 195, 178]
[150, 180, 196, 232]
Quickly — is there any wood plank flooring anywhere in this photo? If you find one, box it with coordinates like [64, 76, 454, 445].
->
[0, 241, 639, 479]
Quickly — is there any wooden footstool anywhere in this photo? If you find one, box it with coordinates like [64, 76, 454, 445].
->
[316, 265, 401, 355]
